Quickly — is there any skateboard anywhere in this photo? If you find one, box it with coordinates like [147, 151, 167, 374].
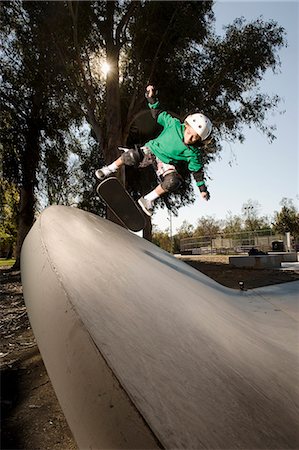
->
[97, 177, 146, 232]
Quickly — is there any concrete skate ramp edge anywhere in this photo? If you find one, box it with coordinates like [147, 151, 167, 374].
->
[21, 206, 299, 450]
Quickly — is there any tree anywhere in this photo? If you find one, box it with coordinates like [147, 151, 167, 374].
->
[176, 220, 195, 239]
[52, 0, 286, 215]
[172, 220, 195, 253]
[273, 198, 299, 238]
[0, 1, 88, 267]
[242, 199, 271, 232]
[51, 1, 215, 213]
[222, 211, 243, 236]
[1, 0, 287, 261]
[152, 226, 172, 253]
[0, 180, 19, 258]
[201, 16, 285, 143]
[194, 216, 222, 239]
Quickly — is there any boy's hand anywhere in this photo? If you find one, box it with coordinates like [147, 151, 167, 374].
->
[201, 191, 210, 201]
[145, 85, 156, 99]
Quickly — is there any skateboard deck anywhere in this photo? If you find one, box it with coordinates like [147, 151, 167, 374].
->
[97, 177, 146, 232]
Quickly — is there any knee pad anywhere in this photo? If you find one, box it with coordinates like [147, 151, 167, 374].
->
[120, 147, 144, 167]
[161, 172, 182, 192]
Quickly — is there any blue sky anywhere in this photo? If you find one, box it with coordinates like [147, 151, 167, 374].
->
[153, 1, 299, 232]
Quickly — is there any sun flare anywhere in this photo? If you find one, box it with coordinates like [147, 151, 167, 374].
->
[102, 62, 111, 77]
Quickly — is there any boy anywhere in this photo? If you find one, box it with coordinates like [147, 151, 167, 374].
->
[96, 85, 212, 216]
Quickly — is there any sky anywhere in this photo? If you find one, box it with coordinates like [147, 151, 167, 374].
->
[152, 0, 299, 233]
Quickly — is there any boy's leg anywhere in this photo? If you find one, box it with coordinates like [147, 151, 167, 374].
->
[95, 156, 123, 180]
[138, 184, 166, 216]
[95, 147, 144, 181]
[138, 162, 182, 216]
[155, 161, 182, 195]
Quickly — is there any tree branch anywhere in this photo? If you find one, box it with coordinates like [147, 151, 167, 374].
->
[147, 5, 180, 83]
[115, 1, 140, 47]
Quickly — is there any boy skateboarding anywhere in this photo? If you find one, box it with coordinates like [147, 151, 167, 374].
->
[96, 85, 213, 216]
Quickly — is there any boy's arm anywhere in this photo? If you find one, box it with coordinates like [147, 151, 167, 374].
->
[145, 85, 174, 127]
[145, 85, 161, 120]
[192, 169, 210, 201]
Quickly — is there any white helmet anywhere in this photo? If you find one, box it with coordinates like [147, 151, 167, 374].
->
[185, 113, 212, 141]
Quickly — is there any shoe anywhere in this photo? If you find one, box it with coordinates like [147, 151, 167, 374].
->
[138, 197, 153, 216]
[95, 167, 110, 181]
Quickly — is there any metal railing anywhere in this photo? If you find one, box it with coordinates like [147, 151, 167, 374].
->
[180, 230, 285, 255]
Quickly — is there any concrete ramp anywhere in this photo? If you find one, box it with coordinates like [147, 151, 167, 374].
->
[21, 206, 299, 449]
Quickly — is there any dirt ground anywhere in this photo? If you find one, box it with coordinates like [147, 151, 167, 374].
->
[1, 257, 299, 450]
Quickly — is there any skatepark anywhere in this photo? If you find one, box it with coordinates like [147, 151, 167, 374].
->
[19, 205, 299, 449]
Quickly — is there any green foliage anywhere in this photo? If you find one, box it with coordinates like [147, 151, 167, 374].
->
[273, 198, 299, 238]
[176, 220, 195, 239]
[152, 228, 172, 253]
[0, 2, 106, 217]
[1, 2, 84, 181]
[170, 220, 194, 253]
[194, 216, 222, 239]
[0, 258, 15, 267]
[153, 220, 196, 253]
[0, 179, 19, 247]
[222, 211, 243, 237]
[201, 17, 285, 143]
[241, 199, 271, 232]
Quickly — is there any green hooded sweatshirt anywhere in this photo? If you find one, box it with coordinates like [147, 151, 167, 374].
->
[145, 102, 205, 187]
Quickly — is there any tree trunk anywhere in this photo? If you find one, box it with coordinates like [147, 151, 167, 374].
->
[105, 52, 122, 163]
[13, 91, 42, 269]
[104, 3, 125, 227]
[104, 0, 122, 164]
[14, 185, 35, 269]
[143, 215, 152, 241]
[105, 45, 125, 224]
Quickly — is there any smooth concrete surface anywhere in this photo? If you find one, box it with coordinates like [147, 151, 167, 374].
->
[268, 251, 298, 262]
[281, 261, 299, 272]
[21, 206, 299, 450]
[253, 281, 299, 322]
[229, 254, 282, 268]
